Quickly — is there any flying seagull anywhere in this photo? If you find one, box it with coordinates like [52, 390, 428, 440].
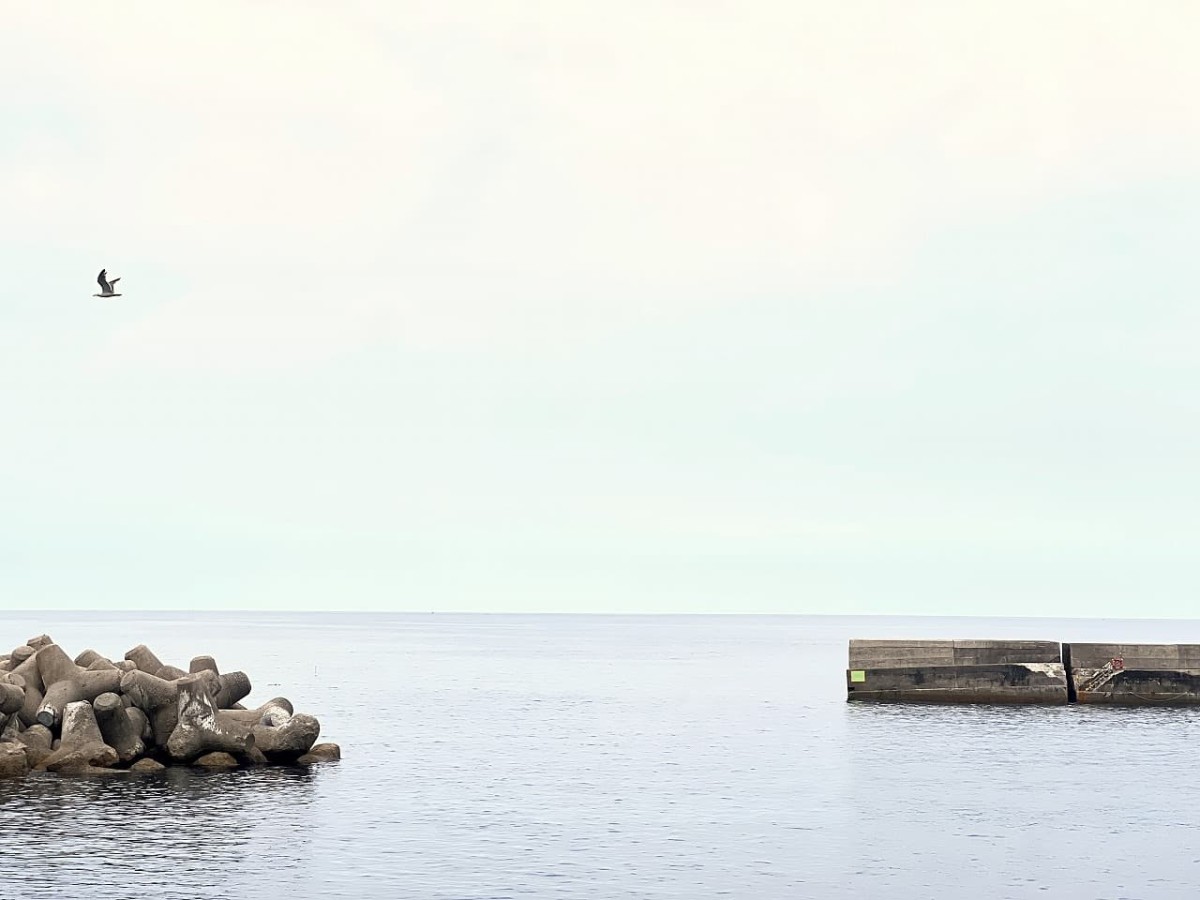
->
[94, 268, 122, 298]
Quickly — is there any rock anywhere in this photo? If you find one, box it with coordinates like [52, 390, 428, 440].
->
[129, 758, 167, 774]
[194, 752, 239, 768]
[297, 742, 341, 764]
[39, 742, 119, 773]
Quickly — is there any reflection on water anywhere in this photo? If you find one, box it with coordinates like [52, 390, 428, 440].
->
[0, 767, 319, 900]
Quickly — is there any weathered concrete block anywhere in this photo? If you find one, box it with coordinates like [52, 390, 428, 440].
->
[35, 644, 121, 728]
[0, 742, 29, 778]
[125, 644, 167, 675]
[166, 674, 254, 762]
[222, 697, 293, 728]
[252, 714, 320, 762]
[213, 672, 252, 709]
[11, 650, 44, 727]
[74, 649, 104, 668]
[37, 701, 119, 773]
[0, 680, 23, 717]
[189, 656, 219, 675]
[120, 670, 182, 746]
[847, 639, 1068, 704]
[0, 708, 22, 742]
[1067, 643, 1200, 705]
[94, 692, 146, 763]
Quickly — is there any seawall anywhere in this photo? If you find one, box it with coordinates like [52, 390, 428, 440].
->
[1067, 643, 1200, 705]
[846, 639, 1068, 704]
[847, 639, 1200, 706]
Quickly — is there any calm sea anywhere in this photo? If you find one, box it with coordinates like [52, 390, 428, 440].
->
[2, 612, 1200, 899]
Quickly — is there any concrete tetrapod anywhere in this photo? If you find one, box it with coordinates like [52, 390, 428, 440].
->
[252, 714, 320, 762]
[10, 650, 45, 727]
[1, 707, 21, 741]
[213, 671, 252, 710]
[94, 692, 146, 763]
[222, 697, 293, 728]
[74, 649, 105, 668]
[0, 677, 23, 718]
[0, 743, 29, 778]
[189, 655, 219, 675]
[120, 669, 182, 747]
[2, 634, 338, 776]
[166, 673, 255, 762]
[36, 644, 122, 729]
[8, 645, 35, 669]
[14, 724, 53, 768]
[125, 644, 167, 676]
[37, 700, 119, 774]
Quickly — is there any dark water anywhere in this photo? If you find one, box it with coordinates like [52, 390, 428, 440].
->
[3, 612, 1200, 899]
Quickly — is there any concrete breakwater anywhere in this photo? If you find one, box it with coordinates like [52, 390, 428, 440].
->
[847, 639, 1200, 706]
[0, 634, 340, 778]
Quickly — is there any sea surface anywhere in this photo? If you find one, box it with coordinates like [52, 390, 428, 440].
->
[3, 612, 1200, 899]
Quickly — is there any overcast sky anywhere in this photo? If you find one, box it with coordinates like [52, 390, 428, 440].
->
[3, 3, 1199, 614]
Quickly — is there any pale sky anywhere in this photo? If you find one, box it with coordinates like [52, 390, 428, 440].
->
[3, 3, 1200, 614]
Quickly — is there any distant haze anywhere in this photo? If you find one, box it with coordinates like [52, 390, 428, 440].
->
[3, 4, 1200, 614]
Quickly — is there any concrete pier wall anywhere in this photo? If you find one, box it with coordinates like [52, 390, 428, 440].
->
[1067, 643, 1200, 705]
[848, 640, 1200, 706]
[846, 639, 1069, 704]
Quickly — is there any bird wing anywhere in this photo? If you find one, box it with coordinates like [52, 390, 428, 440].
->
[96, 270, 110, 292]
